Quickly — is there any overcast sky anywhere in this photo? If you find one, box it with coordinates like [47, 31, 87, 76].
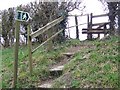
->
[0, 0, 107, 12]
[0, 0, 108, 40]
[0, 0, 36, 10]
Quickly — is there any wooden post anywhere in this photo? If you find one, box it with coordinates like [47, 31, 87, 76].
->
[87, 14, 89, 39]
[89, 13, 93, 40]
[46, 29, 53, 52]
[27, 24, 32, 74]
[46, 16, 53, 52]
[75, 15, 79, 39]
[87, 13, 93, 40]
[104, 24, 107, 37]
[98, 33, 100, 39]
[13, 20, 20, 88]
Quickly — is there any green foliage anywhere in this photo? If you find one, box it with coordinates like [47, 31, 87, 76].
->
[1, 8, 14, 47]
[71, 79, 81, 88]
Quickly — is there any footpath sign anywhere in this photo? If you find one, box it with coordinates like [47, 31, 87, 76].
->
[13, 10, 31, 88]
[16, 10, 30, 22]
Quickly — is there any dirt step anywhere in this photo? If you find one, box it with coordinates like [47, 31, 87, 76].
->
[49, 65, 64, 76]
[38, 83, 52, 88]
[62, 52, 74, 57]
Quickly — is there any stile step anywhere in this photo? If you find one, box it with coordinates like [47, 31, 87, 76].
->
[50, 65, 64, 71]
[38, 83, 52, 88]
[49, 65, 64, 76]
[63, 53, 74, 57]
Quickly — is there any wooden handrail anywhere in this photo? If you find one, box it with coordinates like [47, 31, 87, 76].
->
[67, 23, 87, 29]
[68, 14, 88, 17]
[30, 16, 64, 39]
[32, 29, 64, 53]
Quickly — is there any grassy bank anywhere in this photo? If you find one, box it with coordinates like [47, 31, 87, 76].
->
[52, 36, 119, 88]
[1, 36, 119, 88]
[1, 40, 80, 88]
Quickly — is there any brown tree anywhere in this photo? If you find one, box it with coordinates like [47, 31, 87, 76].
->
[99, 0, 119, 35]
[1, 8, 15, 47]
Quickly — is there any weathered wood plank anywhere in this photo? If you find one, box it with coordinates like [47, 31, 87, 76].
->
[67, 23, 87, 29]
[92, 13, 108, 18]
[50, 65, 64, 72]
[68, 14, 88, 17]
[92, 22, 110, 26]
[82, 30, 109, 34]
[63, 52, 74, 57]
[49, 65, 64, 76]
[30, 16, 64, 39]
[96, 24, 107, 29]
[82, 28, 107, 30]
[39, 83, 52, 88]
[32, 29, 64, 53]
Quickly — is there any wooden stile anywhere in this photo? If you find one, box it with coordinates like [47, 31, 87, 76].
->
[82, 13, 110, 39]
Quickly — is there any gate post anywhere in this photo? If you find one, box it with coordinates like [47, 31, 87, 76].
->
[104, 24, 107, 37]
[87, 14, 89, 40]
[87, 13, 93, 40]
[75, 15, 79, 39]
[89, 13, 93, 40]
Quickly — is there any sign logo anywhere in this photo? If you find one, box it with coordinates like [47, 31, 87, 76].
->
[16, 11, 30, 22]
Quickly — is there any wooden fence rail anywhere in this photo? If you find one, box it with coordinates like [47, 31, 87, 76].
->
[32, 29, 64, 53]
[30, 17, 64, 38]
[68, 14, 88, 17]
[67, 23, 87, 29]
[92, 13, 108, 18]
[92, 22, 110, 26]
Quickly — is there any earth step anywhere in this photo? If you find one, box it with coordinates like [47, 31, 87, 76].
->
[38, 83, 52, 88]
[49, 65, 64, 76]
[63, 52, 74, 57]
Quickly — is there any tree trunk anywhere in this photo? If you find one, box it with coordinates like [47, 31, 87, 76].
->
[107, 2, 117, 35]
[118, 3, 120, 36]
